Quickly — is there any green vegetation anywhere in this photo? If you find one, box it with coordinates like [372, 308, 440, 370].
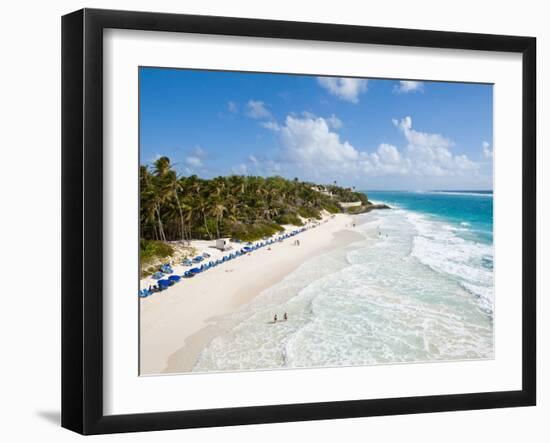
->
[275, 213, 303, 226]
[325, 184, 370, 204]
[227, 222, 285, 242]
[140, 156, 370, 243]
[140, 239, 174, 267]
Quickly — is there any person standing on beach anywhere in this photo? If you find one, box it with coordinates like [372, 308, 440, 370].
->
[274, 314, 278, 323]
[284, 312, 288, 321]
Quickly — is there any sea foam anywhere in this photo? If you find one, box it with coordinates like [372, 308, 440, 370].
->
[192, 207, 494, 373]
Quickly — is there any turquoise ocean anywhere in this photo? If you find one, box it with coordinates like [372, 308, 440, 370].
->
[192, 191, 494, 372]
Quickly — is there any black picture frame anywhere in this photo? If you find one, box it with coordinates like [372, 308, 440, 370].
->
[62, 8, 536, 435]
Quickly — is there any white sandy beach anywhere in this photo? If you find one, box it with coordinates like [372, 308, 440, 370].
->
[140, 213, 363, 375]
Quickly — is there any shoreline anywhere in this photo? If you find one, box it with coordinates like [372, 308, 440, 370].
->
[140, 214, 364, 375]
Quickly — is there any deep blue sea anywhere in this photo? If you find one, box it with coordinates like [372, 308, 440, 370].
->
[367, 190, 493, 245]
[192, 190, 494, 372]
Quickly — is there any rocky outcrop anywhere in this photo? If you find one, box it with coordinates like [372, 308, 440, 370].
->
[346, 203, 391, 214]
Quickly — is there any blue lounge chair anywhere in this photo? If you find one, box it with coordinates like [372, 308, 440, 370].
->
[152, 271, 164, 280]
[168, 275, 181, 282]
[160, 263, 173, 274]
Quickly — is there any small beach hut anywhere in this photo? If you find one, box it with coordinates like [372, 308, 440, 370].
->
[215, 239, 230, 251]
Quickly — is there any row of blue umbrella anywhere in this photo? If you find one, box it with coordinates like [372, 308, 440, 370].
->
[139, 227, 307, 298]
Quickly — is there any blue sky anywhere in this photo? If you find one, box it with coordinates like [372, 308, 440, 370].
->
[140, 67, 493, 190]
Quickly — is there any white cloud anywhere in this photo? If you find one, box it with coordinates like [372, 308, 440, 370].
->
[393, 116, 478, 176]
[246, 100, 272, 119]
[263, 160, 282, 175]
[185, 156, 202, 168]
[184, 146, 206, 168]
[317, 77, 368, 103]
[482, 141, 493, 158]
[394, 116, 453, 149]
[261, 121, 280, 131]
[259, 114, 480, 183]
[377, 143, 401, 164]
[326, 114, 343, 129]
[227, 101, 238, 113]
[394, 81, 424, 93]
[301, 111, 316, 119]
[278, 115, 359, 169]
[231, 163, 248, 175]
[191, 146, 206, 158]
[241, 154, 281, 176]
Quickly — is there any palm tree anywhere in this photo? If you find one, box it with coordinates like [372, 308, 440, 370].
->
[198, 200, 213, 240]
[153, 156, 172, 176]
[139, 166, 155, 238]
[211, 203, 227, 239]
[139, 155, 368, 243]
[163, 170, 185, 241]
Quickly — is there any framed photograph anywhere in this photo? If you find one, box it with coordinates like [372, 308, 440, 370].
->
[61, 8, 536, 435]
